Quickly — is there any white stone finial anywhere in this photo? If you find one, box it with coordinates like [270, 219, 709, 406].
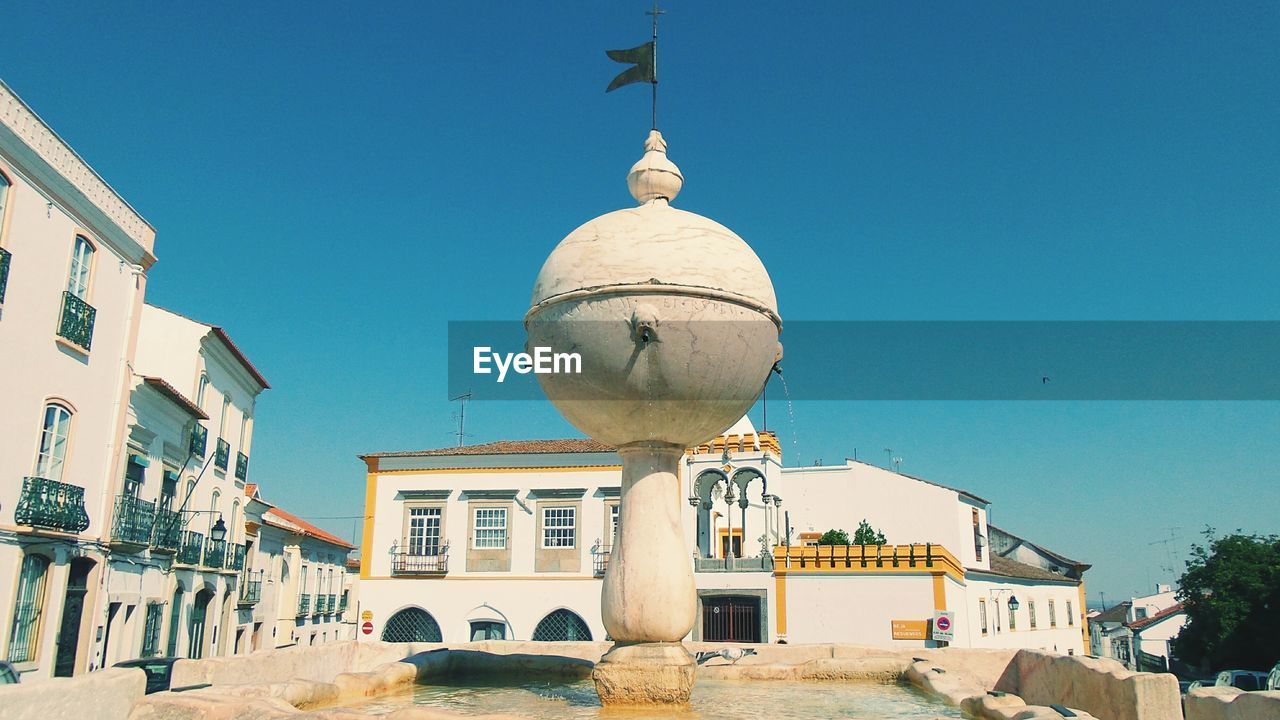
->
[627, 129, 683, 204]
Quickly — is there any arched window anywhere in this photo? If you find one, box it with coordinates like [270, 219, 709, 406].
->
[195, 374, 210, 411]
[220, 394, 231, 438]
[532, 609, 593, 642]
[209, 490, 221, 536]
[67, 235, 94, 299]
[0, 170, 11, 229]
[7, 554, 51, 662]
[381, 607, 442, 643]
[34, 403, 73, 481]
[229, 500, 240, 544]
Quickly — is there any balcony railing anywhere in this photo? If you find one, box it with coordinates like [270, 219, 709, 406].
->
[152, 509, 181, 552]
[772, 543, 965, 581]
[338, 595, 348, 614]
[297, 594, 311, 616]
[226, 542, 246, 571]
[56, 290, 95, 351]
[235, 452, 248, 481]
[110, 494, 156, 547]
[237, 570, 263, 605]
[214, 438, 230, 471]
[593, 546, 611, 576]
[15, 477, 90, 533]
[190, 423, 207, 458]
[315, 595, 330, 615]
[391, 553, 449, 575]
[176, 530, 205, 565]
[694, 554, 774, 572]
[203, 537, 227, 568]
[326, 594, 336, 615]
[0, 247, 11, 305]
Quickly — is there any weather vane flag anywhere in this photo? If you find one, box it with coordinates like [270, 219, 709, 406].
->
[606, 2, 664, 129]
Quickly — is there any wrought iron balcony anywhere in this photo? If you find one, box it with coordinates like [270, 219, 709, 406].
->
[337, 595, 348, 613]
[152, 509, 181, 552]
[190, 423, 207, 458]
[297, 594, 311, 616]
[110, 494, 156, 548]
[327, 594, 336, 615]
[0, 246, 11, 305]
[176, 530, 205, 565]
[391, 553, 449, 576]
[313, 595, 328, 615]
[593, 546, 611, 577]
[214, 438, 230, 471]
[226, 542, 246, 571]
[235, 452, 248, 481]
[237, 570, 263, 605]
[15, 477, 90, 533]
[203, 537, 227, 568]
[56, 290, 95, 351]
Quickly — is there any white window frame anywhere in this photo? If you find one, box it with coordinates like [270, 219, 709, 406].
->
[541, 506, 576, 549]
[608, 503, 620, 544]
[473, 507, 507, 549]
[406, 506, 442, 556]
[67, 235, 94, 299]
[34, 403, 73, 481]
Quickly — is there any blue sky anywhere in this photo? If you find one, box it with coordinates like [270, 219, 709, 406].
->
[4, 2, 1277, 604]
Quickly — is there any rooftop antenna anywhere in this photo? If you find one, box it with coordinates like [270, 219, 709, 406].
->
[893, 456, 903, 473]
[1147, 527, 1183, 580]
[884, 448, 893, 470]
[450, 391, 472, 447]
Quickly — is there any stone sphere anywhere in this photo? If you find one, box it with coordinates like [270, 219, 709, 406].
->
[527, 150, 780, 449]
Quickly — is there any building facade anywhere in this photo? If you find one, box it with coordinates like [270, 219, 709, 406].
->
[0, 77, 157, 679]
[357, 417, 1090, 653]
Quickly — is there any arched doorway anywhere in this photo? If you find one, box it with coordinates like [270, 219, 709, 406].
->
[381, 607, 442, 642]
[54, 557, 95, 676]
[532, 609, 592, 641]
[166, 582, 185, 657]
[189, 588, 213, 658]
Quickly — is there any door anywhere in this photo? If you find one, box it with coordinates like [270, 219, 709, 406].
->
[702, 596, 760, 643]
[53, 559, 93, 676]
[188, 590, 211, 659]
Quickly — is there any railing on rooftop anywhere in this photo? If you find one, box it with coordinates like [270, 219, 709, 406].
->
[189, 423, 207, 458]
[110, 494, 156, 547]
[772, 543, 964, 580]
[176, 530, 204, 565]
[56, 290, 95, 351]
[151, 509, 181, 552]
[14, 477, 90, 533]
[237, 570, 263, 605]
[214, 438, 230, 471]
[235, 452, 249, 481]
[391, 553, 449, 576]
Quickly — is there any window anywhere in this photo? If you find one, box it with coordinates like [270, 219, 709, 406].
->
[239, 411, 250, 448]
[33, 403, 73, 481]
[7, 554, 51, 662]
[0, 170, 10, 223]
[209, 490, 221, 536]
[469, 620, 506, 641]
[381, 608, 441, 642]
[542, 506, 576, 548]
[220, 394, 231, 439]
[407, 507, 442, 556]
[1029, 600, 1038, 629]
[1008, 603, 1018, 631]
[160, 469, 178, 513]
[124, 453, 146, 496]
[473, 508, 507, 549]
[609, 503, 620, 543]
[141, 602, 165, 657]
[1135, 607, 1148, 620]
[67, 236, 94, 299]
[196, 374, 210, 410]
[979, 599, 988, 635]
[1067, 600, 1074, 626]
[972, 508, 983, 561]
[1049, 599, 1057, 628]
[532, 609, 593, 641]
[166, 586, 184, 657]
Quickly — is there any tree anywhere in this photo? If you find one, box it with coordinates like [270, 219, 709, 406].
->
[817, 529, 850, 545]
[1173, 528, 1280, 671]
[852, 519, 887, 546]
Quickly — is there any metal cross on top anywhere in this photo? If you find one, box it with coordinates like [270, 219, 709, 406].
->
[606, 1, 665, 130]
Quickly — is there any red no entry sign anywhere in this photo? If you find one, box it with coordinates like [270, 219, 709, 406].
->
[936, 616, 951, 631]
[361, 621, 374, 635]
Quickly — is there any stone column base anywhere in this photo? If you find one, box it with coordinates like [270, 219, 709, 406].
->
[592, 642, 696, 705]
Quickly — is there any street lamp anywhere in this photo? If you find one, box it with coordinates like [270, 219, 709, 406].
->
[210, 516, 227, 542]
[1008, 595, 1020, 612]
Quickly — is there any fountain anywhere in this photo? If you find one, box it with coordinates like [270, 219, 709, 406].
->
[525, 129, 782, 704]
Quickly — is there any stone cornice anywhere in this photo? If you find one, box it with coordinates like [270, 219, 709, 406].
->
[0, 79, 156, 262]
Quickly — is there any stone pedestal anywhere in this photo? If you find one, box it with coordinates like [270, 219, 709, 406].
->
[592, 643, 696, 705]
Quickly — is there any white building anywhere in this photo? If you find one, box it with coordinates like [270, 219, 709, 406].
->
[0, 77, 157, 679]
[245, 484, 355, 650]
[356, 417, 1090, 654]
[1089, 585, 1184, 670]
